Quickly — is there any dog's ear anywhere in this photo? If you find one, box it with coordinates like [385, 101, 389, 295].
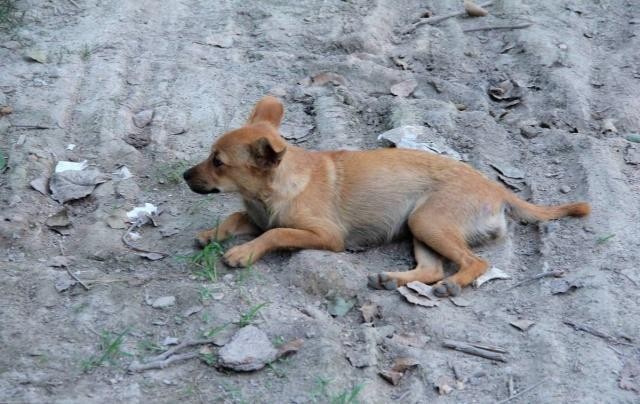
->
[248, 137, 286, 169]
[247, 96, 284, 128]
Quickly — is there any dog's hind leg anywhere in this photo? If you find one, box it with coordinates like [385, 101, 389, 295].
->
[367, 239, 445, 290]
[408, 196, 490, 297]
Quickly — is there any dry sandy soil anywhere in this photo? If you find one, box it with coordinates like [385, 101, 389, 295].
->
[1, 0, 640, 403]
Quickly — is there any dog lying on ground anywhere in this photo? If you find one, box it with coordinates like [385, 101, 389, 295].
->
[183, 96, 590, 296]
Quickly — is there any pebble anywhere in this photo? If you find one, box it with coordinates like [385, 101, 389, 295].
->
[218, 325, 277, 371]
[133, 109, 154, 128]
[560, 185, 571, 193]
[151, 296, 176, 309]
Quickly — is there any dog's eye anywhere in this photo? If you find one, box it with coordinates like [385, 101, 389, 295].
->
[212, 157, 224, 168]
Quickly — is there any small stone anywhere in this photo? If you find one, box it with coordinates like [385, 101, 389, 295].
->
[54, 276, 76, 292]
[30, 177, 49, 195]
[560, 185, 571, 193]
[151, 296, 176, 309]
[133, 109, 154, 128]
[624, 145, 640, 165]
[162, 337, 179, 346]
[218, 326, 277, 371]
[182, 305, 203, 317]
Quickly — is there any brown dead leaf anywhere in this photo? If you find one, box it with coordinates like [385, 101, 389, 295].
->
[390, 333, 429, 348]
[379, 370, 404, 385]
[464, 0, 489, 17]
[311, 72, 346, 87]
[391, 357, 419, 373]
[276, 338, 304, 359]
[359, 302, 380, 323]
[406, 281, 435, 299]
[398, 286, 438, 307]
[0, 106, 13, 116]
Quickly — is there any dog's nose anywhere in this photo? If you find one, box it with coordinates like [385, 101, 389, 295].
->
[182, 168, 193, 181]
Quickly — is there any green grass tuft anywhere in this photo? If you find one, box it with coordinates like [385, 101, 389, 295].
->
[82, 328, 130, 372]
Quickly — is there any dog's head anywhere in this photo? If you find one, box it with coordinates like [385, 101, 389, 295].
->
[183, 96, 287, 197]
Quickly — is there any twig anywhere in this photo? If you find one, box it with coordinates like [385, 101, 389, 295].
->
[122, 220, 167, 257]
[563, 320, 634, 346]
[11, 124, 54, 129]
[128, 334, 221, 372]
[442, 339, 507, 362]
[66, 267, 90, 290]
[129, 351, 199, 372]
[505, 270, 565, 291]
[405, 1, 494, 33]
[463, 23, 532, 33]
[496, 378, 547, 404]
[58, 239, 90, 291]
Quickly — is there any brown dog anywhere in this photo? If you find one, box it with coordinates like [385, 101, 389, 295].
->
[183, 96, 590, 296]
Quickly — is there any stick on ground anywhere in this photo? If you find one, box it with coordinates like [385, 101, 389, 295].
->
[129, 351, 199, 372]
[505, 270, 565, 291]
[463, 22, 532, 33]
[442, 339, 507, 362]
[496, 378, 547, 403]
[405, 1, 494, 33]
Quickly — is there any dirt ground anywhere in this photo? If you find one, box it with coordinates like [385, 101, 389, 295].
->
[1, 0, 640, 403]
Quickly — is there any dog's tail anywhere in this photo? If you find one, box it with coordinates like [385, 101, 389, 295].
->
[504, 191, 591, 222]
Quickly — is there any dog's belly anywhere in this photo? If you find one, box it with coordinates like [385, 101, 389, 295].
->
[342, 193, 419, 248]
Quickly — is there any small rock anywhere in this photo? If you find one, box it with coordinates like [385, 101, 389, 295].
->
[624, 145, 640, 165]
[327, 296, 355, 317]
[54, 275, 76, 292]
[49, 256, 72, 267]
[30, 177, 49, 195]
[46, 209, 71, 228]
[162, 337, 179, 346]
[550, 279, 583, 295]
[24, 49, 47, 64]
[204, 33, 233, 48]
[218, 326, 278, 371]
[182, 305, 203, 317]
[212, 292, 225, 301]
[626, 133, 640, 143]
[390, 80, 418, 97]
[133, 109, 154, 128]
[378, 125, 462, 160]
[151, 296, 176, 309]
[560, 185, 571, 193]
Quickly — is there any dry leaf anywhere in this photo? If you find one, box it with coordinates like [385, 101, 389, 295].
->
[46, 209, 71, 228]
[473, 267, 511, 288]
[277, 338, 304, 359]
[359, 302, 380, 323]
[0, 106, 13, 116]
[390, 333, 429, 348]
[398, 286, 439, 307]
[379, 370, 403, 386]
[449, 296, 471, 307]
[391, 357, 419, 372]
[464, 0, 489, 17]
[406, 281, 436, 299]
[510, 319, 536, 331]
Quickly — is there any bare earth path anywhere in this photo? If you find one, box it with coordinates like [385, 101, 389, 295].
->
[1, 0, 639, 402]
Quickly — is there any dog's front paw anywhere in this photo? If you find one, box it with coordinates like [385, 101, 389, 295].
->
[195, 229, 218, 248]
[223, 243, 259, 268]
[367, 273, 398, 290]
[433, 279, 461, 297]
